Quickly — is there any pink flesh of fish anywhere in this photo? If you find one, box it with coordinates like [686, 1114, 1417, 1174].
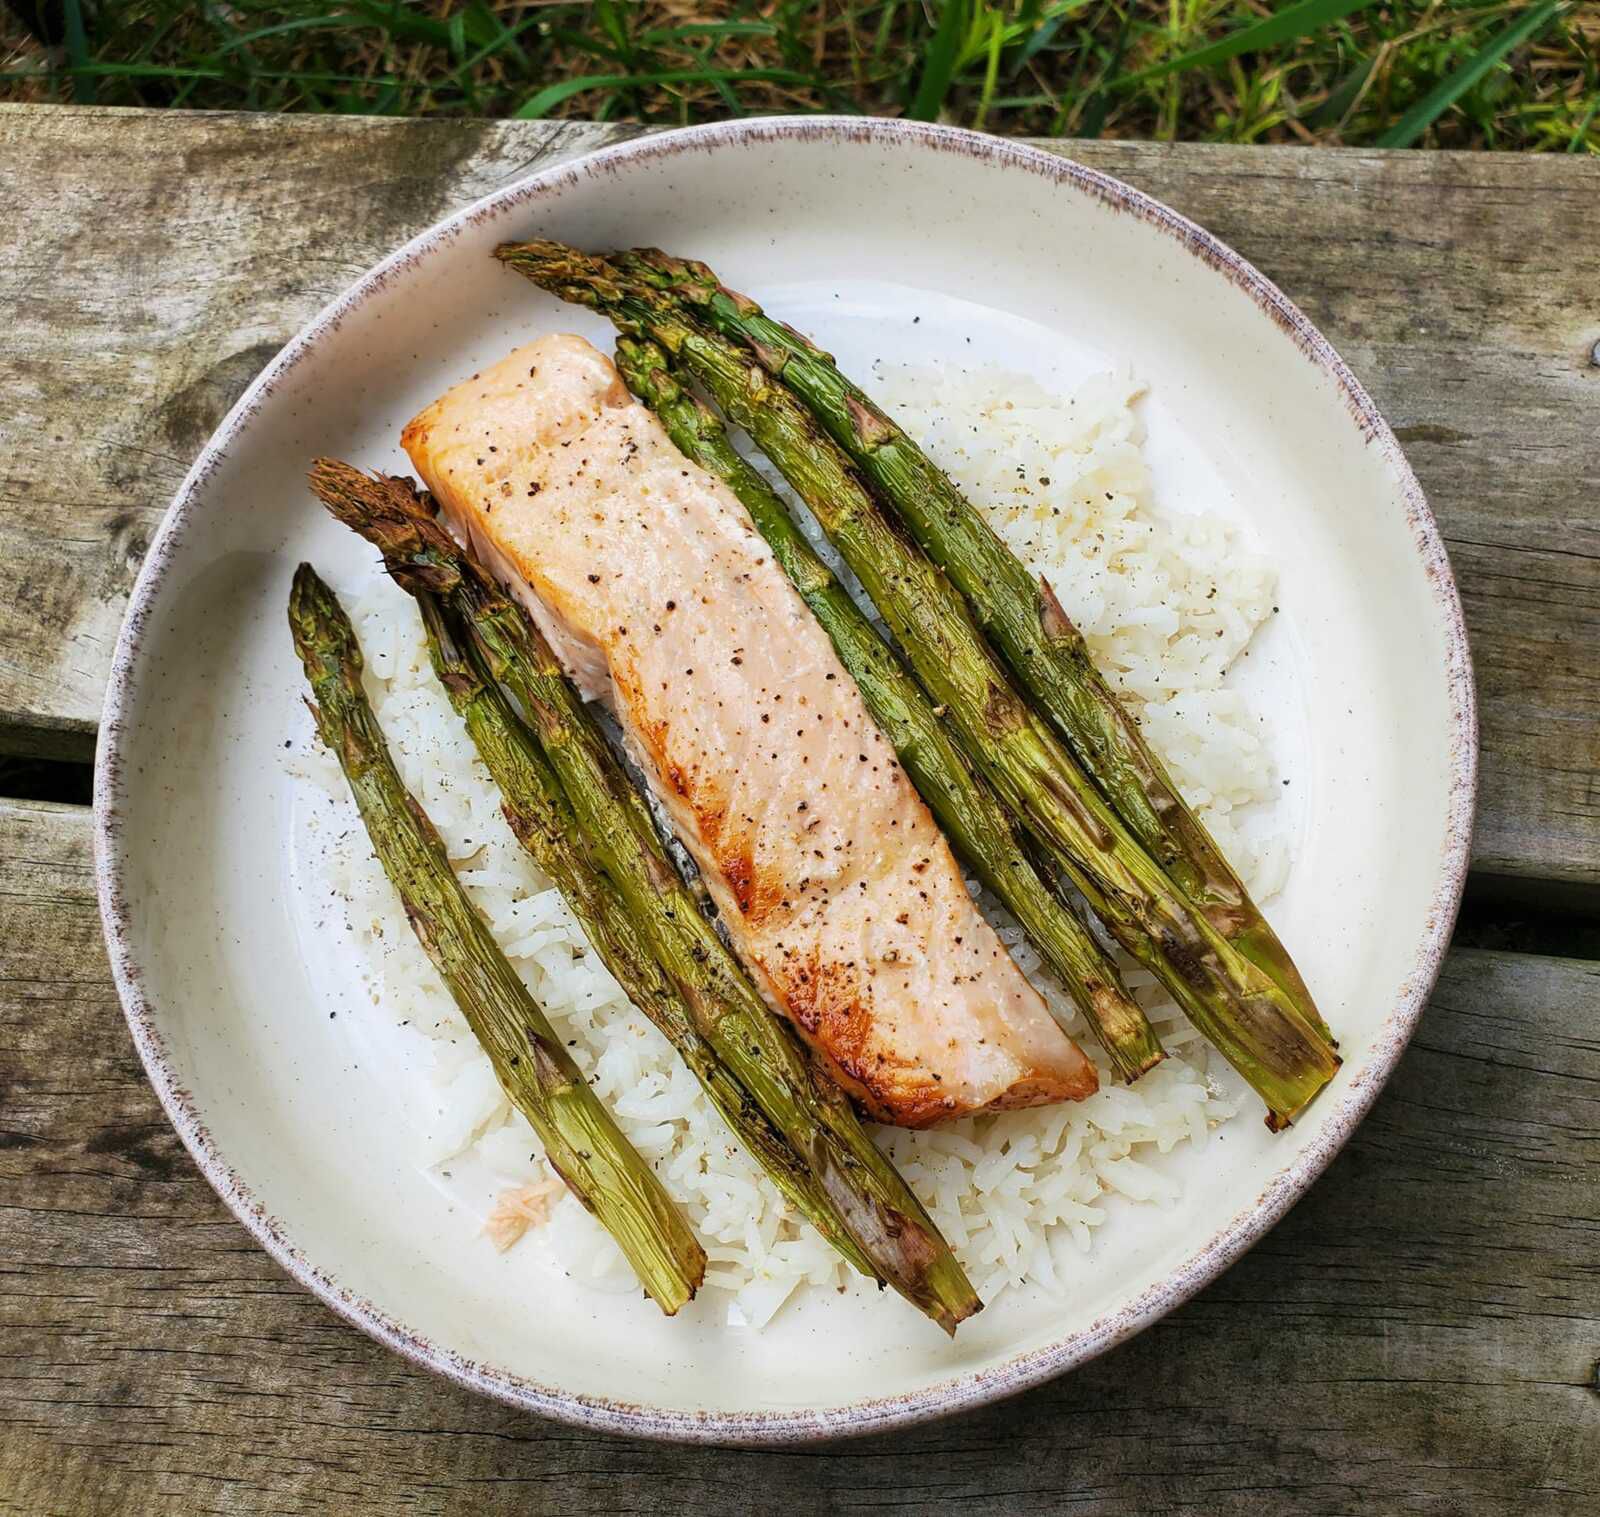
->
[402, 333, 1097, 1127]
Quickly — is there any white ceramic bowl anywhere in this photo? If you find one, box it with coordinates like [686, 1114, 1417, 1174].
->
[94, 118, 1475, 1443]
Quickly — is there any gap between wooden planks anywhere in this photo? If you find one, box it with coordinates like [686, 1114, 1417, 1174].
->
[0, 106, 1596, 893]
[0, 796, 1595, 1513]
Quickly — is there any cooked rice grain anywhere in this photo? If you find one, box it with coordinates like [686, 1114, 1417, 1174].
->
[298, 363, 1275, 1329]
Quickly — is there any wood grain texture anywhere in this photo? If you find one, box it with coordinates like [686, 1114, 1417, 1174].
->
[0, 112, 1597, 888]
[0, 106, 636, 767]
[2, 798, 1595, 1515]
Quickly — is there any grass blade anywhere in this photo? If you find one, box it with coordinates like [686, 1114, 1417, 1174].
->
[1305, 53, 1374, 129]
[209, 13, 362, 61]
[447, 11, 553, 86]
[61, 0, 96, 104]
[1007, 3, 1086, 79]
[908, 0, 968, 121]
[1111, 0, 1378, 89]
[5, 60, 403, 86]
[592, 0, 633, 61]
[973, 13, 1004, 130]
[340, 0, 450, 48]
[1074, 6, 1134, 136]
[515, 67, 809, 120]
[462, 1, 528, 69]
[1568, 92, 1599, 152]
[640, 22, 779, 46]
[1377, 0, 1565, 148]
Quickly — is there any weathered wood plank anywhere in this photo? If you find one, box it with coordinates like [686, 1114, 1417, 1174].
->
[0, 107, 637, 770]
[0, 105, 1595, 891]
[2, 798, 1595, 1514]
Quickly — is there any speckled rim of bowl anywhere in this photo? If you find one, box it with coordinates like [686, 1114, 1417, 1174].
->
[93, 116, 1478, 1446]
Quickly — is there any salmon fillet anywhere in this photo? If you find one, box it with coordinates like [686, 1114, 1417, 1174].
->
[403, 333, 1097, 1126]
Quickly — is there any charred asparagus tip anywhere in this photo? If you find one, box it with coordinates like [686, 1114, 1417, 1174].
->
[289, 562, 706, 1315]
[522, 243, 1334, 1124]
[312, 465, 979, 1332]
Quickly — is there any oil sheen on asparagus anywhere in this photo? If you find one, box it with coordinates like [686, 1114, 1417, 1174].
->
[307, 465, 979, 1333]
[309, 459, 880, 1281]
[402, 335, 1091, 1128]
[288, 562, 706, 1315]
[611, 335, 1163, 1083]
[495, 240, 1338, 1130]
[614, 247, 1328, 1041]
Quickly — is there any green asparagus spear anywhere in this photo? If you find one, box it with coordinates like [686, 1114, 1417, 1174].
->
[613, 248, 1327, 1038]
[308, 463, 980, 1333]
[493, 242, 1338, 1129]
[408, 583, 879, 1277]
[612, 333, 1162, 1082]
[287, 563, 705, 1314]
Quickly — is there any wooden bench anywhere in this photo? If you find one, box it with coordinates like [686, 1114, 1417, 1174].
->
[1, 105, 1595, 1513]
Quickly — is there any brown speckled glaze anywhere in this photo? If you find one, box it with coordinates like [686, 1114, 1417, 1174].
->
[93, 118, 1477, 1446]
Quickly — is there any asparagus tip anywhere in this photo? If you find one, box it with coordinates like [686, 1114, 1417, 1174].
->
[288, 562, 359, 674]
[307, 459, 469, 602]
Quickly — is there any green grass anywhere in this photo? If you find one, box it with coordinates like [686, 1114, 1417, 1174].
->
[2, 1, 1595, 152]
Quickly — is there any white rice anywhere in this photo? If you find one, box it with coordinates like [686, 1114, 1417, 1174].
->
[294, 363, 1281, 1329]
